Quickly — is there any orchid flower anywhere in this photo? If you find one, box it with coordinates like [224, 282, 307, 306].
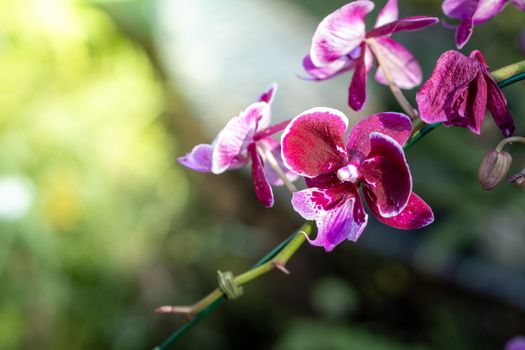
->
[178, 84, 297, 208]
[303, 0, 438, 111]
[442, 0, 525, 49]
[416, 50, 515, 137]
[281, 108, 434, 252]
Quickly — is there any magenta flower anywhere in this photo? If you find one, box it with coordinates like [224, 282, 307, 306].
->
[178, 84, 297, 208]
[416, 50, 515, 137]
[506, 336, 525, 350]
[443, 0, 525, 49]
[281, 108, 434, 252]
[302, 0, 438, 111]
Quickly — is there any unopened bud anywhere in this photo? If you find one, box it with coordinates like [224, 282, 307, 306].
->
[508, 170, 525, 186]
[478, 150, 512, 190]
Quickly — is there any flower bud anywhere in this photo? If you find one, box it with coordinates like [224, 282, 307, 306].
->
[508, 170, 525, 186]
[478, 150, 512, 190]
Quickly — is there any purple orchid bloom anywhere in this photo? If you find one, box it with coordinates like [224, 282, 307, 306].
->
[443, 0, 525, 49]
[178, 84, 298, 208]
[416, 50, 515, 137]
[281, 108, 434, 252]
[303, 0, 438, 111]
[506, 336, 525, 350]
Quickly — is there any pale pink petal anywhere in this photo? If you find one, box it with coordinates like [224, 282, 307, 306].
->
[281, 108, 349, 178]
[302, 55, 355, 81]
[212, 102, 269, 174]
[372, 37, 422, 89]
[346, 112, 412, 164]
[455, 18, 474, 49]
[367, 16, 439, 38]
[310, 1, 374, 66]
[374, 0, 398, 28]
[512, 0, 525, 10]
[258, 83, 277, 104]
[258, 138, 299, 186]
[472, 0, 507, 23]
[365, 191, 433, 229]
[291, 184, 368, 251]
[359, 132, 412, 217]
[178, 144, 213, 173]
[248, 143, 274, 208]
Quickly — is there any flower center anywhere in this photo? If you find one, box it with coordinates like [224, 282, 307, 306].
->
[336, 164, 359, 183]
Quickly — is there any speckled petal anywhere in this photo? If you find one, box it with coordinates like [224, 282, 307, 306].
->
[281, 108, 349, 178]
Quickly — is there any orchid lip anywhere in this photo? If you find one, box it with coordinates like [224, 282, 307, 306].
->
[336, 164, 359, 183]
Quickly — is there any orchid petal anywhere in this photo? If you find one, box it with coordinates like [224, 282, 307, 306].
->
[346, 112, 412, 164]
[373, 37, 422, 89]
[178, 144, 213, 173]
[310, 1, 374, 66]
[473, 0, 507, 23]
[374, 0, 398, 28]
[359, 132, 412, 217]
[367, 16, 439, 38]
[348, 46, 369, 111]
[259, 138, 299, 186]
[364, 191, 434, 229]
[212, 102, 269, 174]
[258, 83, 277, 104]
[512, 0, 525, 11]
[484, 72, 515, 137]
[455, 17, 474, 49]
[416, 50, 480, 124]
[248, 143, 274, 208]
[281, 108, 349, 178]
[443, 0, 478, 19]
[292, 184, 368, 251]
[302, 55, 355, 81]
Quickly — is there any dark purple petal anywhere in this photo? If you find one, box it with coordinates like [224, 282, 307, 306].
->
[258, 83, 277, 104]
[484, 71, 515, 137]
[372, 37, 422, 89]
[178, 144, 214, 173]
[512, 0, 525, 11]
[310, 1, 374, 66]
[212, 102, 269, 173]
[248, 143, 274, 208]
[374, 0, 398, 28]
[258, 137, 299, 186]
[305, 172, 344, 189]
[443, 0, 478, 19]
[506, 336, 525, 350]
[359, 132, 412, 217]
[281, 108, 349, 178]
[291, 184, 368, 251]
[301, 54, 356, 81]
[455, 17, 474, 49]
[348, 45, 369, 111]
[416, 50, 480, 124]
[367, 16, 439, 38]
[441, 71, 487, 134]
[364, 191, 434, 229]
[346, 112, 412, 164]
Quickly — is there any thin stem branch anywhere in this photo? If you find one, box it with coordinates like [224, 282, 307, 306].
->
[367, 39, 419, 120]
[258, 144, 297, 193]
[496, 136, 525, 152]
[491, 60, 525, 82]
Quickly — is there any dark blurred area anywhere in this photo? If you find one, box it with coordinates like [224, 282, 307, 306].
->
[0, 0, 524, 349]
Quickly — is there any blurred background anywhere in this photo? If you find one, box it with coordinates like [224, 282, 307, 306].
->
[0, 0, 524, 349]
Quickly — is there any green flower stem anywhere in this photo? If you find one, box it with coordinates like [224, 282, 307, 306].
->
[491, 60, 525, 83]
[155, 63, 525, 350]
[496, 136, 525, 152]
